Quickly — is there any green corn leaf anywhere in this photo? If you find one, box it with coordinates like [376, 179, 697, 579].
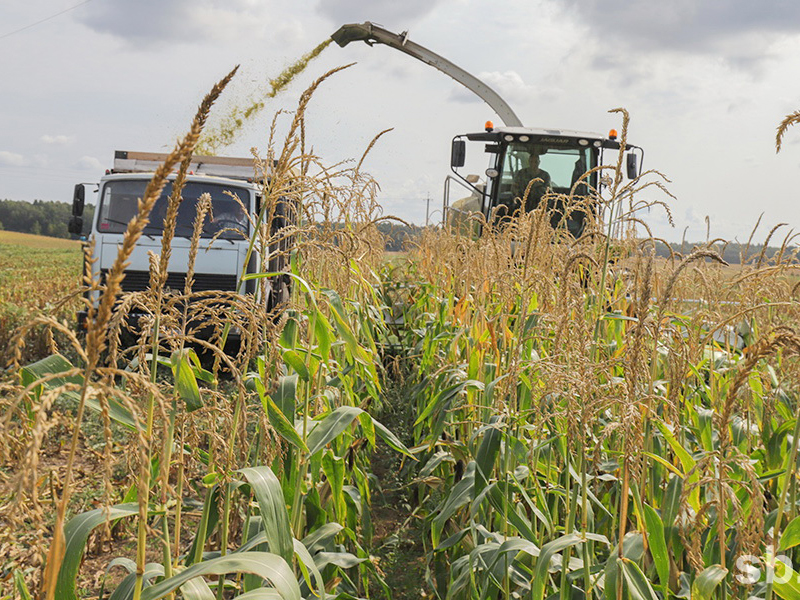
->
[171, 349, 202, 412]
[604, 533, 645, 600]
[304, 405, 412, 458]
[655, 420, 700, 510]
[484, 482, 537, 543]
[13, 570, 33, 600]
[691, 565, 728, 600]
[108, 563, 164, 600]
[313, 551, 366, 570]
[306, 406, 362, 456]
[21, 353, 136, 429]
[258, 386, 307, 452]
[271, 374, 298, 420]
[56, 503, 140, 600]
[780, 516, 800, 552]
[474, 418, 502, 490]
[530, 533, 586, 600]
[179, 576, 215, 600]
[140, 552, 300, 600]
[313, 308, 333, 364]
[773, 557, 800, 600]
[236, 590, 284, 600]
[322, 451, 346, 521]
[358, 412, 376, 447]
[642, 503, 669, 590]
[432, 462, 476, 547]
[301, 523, 344, 554]
[435, 528, 469, 551]
[279, 312, 301, 349]
[188, 485, 221, 565]
[323, 289, 371, 365]
[238, 467, 294, 567]
[292, 538, 325, 600]
[372, 418, 415, 459]
[619, 558, 660, 600]
[282, 349, 309, 381]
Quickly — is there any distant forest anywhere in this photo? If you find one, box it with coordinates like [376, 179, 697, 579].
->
[0, 199, 794, 263]
[0, 199, 94, 238]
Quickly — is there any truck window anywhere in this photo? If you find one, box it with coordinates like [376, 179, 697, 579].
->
[97, 180, 251, 239]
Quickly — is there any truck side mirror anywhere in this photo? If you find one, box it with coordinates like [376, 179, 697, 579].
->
[72, 184, 85, 216]
[626, 153, 639, 179]
[68, 215, 83, 235]
[451, 140, 466, 168]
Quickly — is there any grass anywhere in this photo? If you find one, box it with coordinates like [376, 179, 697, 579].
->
[0, 231, 82, 366]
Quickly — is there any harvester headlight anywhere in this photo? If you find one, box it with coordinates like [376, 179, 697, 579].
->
[578, 139, 589, 146]
[485, 168, 499, 178]
[503, 134, 514, 142]
[593, 141, 602, 147]
[519, 135, 529, 142]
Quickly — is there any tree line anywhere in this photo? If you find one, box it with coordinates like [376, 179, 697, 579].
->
[0, 199, 94, 238]
[0, 199, 793, 262]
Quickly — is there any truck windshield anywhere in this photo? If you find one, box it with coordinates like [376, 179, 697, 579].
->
[97, 179, 250, 239]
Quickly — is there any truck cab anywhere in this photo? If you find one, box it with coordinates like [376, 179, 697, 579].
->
[69, 151, 291, 333]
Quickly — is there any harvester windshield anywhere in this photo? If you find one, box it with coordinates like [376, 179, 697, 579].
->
[498, 143, 594, 208]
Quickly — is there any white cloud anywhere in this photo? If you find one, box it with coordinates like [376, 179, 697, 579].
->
[74, 156, 103, 171]
[448, 70, 533, 106]
[556, 0, 800, 69]
[76, 0, 279, 45]
[0, 151, 26, 167]
[479, 71, 535, 105]
[40, 134, 73, 145]
[315, 0, 446, 28]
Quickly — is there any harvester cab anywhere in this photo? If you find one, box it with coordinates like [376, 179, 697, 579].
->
[446, 124, 642, 237]
[332, 21, 644, 237]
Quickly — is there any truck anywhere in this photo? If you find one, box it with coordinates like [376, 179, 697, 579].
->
[331, 22, 643, 237]
[68, 150, 292, 339]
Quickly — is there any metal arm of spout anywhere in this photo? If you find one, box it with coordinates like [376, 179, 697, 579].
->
[332, 21, 524, 128]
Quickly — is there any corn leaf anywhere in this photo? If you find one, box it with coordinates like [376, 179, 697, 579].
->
[258, 386, 307, 452]
[20, 353, 136, 429]
[691, 565, 727, 600]
[642, 503, 669, 591]
[292, 538, 325, 600]
[773, 558, 800, 600]
[171, 349, 202, 412]
[140, 552, 300, 600]
[619, 558, 660, 600]
[530, 533, 586, 600]
[282, 349, 309, 381]
[779, 516, 800, 552]
[56, 503, 140, 600]
[238, 467, 294, 567]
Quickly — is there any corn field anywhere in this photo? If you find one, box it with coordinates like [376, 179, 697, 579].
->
[1, 67, 800, 600]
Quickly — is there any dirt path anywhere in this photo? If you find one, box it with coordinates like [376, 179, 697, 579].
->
[369, 377, 430, 600]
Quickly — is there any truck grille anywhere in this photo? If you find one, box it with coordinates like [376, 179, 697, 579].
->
[101, 269, 238, 293]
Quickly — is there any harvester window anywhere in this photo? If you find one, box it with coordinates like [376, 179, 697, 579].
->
[501, 143, 594, 204]
[494, 142, 596, 236]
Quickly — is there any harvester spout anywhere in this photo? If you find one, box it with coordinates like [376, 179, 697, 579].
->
[331, 21, 524, 128]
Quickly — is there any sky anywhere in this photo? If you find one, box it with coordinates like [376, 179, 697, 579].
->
[2, 0, 800, 242]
